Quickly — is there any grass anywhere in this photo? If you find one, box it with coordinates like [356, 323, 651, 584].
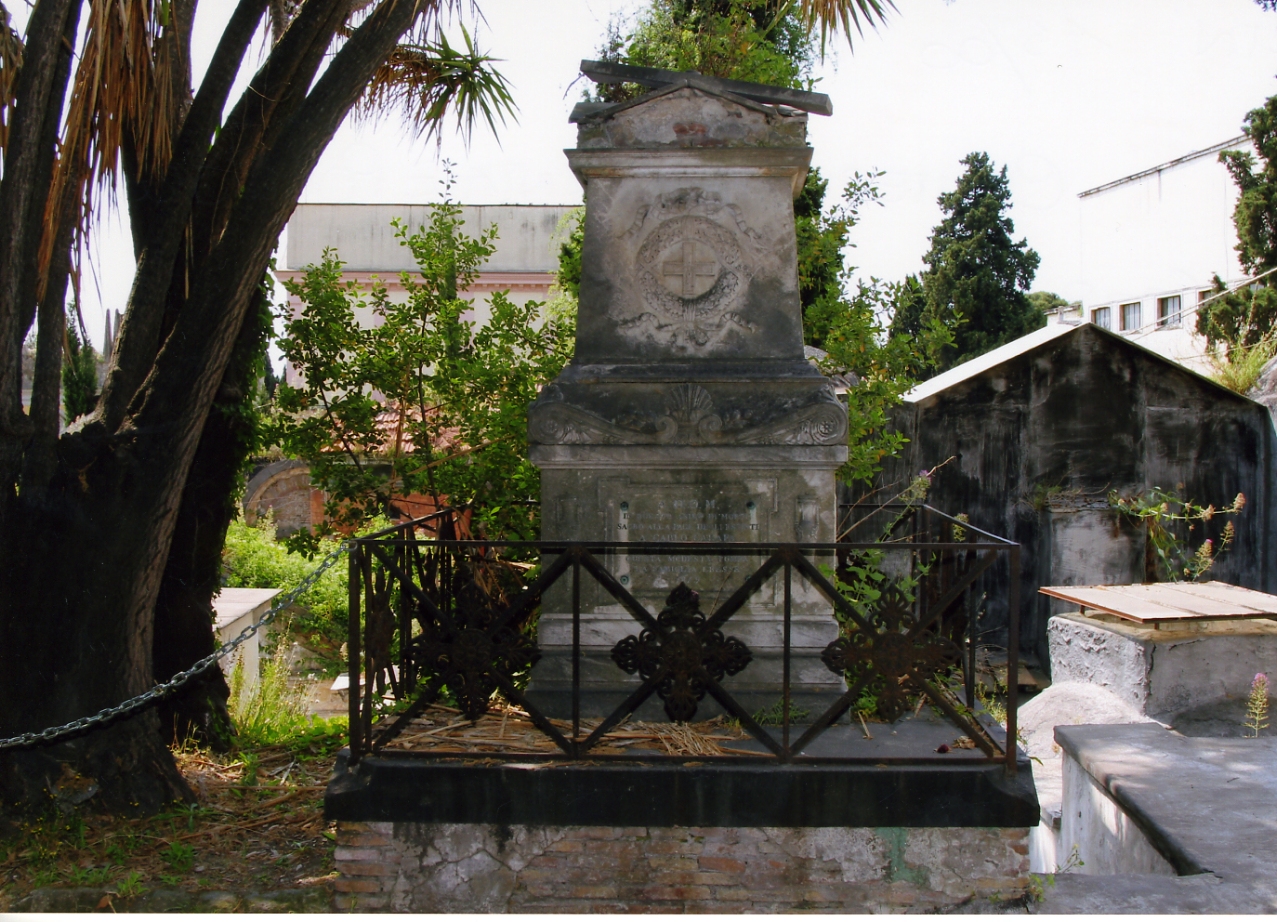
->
[0, 627, 351, 911]
[0, 725, 348, 911]
[1209, 336, 1277, 394]
[227, 625, 348, 756]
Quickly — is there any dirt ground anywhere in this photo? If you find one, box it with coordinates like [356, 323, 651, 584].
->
[0, 734, 342, 912]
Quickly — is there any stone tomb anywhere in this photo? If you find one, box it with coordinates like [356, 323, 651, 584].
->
[525, 70, 848, 719]
[327, 65, 1039, 914]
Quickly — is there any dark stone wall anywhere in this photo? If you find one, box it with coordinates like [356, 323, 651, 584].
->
[878, 325, 1275, 666]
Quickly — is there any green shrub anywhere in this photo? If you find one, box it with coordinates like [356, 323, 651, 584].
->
[221, 516, 349, 667]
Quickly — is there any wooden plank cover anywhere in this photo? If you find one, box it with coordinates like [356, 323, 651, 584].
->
[1039, 580, 1277, 624]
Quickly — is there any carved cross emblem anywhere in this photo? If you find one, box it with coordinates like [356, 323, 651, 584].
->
[661, 240, 720, 298]
[611, 584, 751, 722]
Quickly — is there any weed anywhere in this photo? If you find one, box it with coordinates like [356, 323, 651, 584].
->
[1210, 335, 1277, 394]
[30, 868, 59, 888]
[161, 842, 195, 873]
[113, 871, 147, 900]
[238, 751, 260, 788]
[975, 678, 1007, 726]
[1024, 844, 1084, 904]
[1109, 487, 1245, 582]
[1245, 672, 1270, 738]
[1057, 844, 1084, 873]
[229, 628, 347, 751]
[751, 699, 811, 726]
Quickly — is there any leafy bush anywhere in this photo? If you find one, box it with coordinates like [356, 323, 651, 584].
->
[221, 516, 348, 666]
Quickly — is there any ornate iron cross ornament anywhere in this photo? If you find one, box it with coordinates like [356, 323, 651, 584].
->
[820, 583, 960, 721]
[611, 583, 752, 722]
[410, 561, 541, 721]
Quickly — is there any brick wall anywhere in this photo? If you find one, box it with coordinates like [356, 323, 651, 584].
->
[334, 821, 1029, 912]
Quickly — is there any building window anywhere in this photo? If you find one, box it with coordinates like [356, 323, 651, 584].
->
[1120, 302, 1141, 331]
[1092, 306, 1111, 329]
[1157, 295, 1181, 328]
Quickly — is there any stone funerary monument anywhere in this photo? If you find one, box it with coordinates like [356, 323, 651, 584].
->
[526, 62, 849, 718]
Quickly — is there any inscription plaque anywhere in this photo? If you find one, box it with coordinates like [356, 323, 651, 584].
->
[603, 480, 775, 606]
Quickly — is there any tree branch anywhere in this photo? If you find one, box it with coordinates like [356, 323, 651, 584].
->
[0, 0, 79, 499]
[98, 0, 270, 431]
[190, 0, 350, 260]
[20, 175, 78, 496]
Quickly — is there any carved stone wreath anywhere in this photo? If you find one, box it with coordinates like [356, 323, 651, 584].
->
[624, 215, 755, 352]
[820, 583, 960, 722]
[611, 583, 752, 722]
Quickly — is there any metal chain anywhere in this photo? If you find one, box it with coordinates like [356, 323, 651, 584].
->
[0, 541, 353, 751]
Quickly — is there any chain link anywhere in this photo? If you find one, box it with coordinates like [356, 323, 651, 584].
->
[0, 541, 353, 751]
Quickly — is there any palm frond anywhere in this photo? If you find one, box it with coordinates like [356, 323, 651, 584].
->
[357, 23, 516, 144]
[794, 0, 895, 51]
[0, 0, 23, 152]
[39, 0, 183, 291]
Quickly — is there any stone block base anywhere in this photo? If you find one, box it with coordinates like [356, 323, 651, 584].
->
[1048, 611, 1277, 719]
[333, 821, 1029, 912]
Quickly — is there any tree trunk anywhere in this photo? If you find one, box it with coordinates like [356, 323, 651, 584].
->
[153, 288, 274, 750]
[0, 0, 427, 815]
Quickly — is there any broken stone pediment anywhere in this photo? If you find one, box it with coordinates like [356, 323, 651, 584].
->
[573, 83, 810, 150]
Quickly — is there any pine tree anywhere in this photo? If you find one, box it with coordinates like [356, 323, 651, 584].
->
[61, 319, 98, 425]
[920, 152, 1043, 371]
[1198, 90, 1277, 351]
[888, 274, 926, 339]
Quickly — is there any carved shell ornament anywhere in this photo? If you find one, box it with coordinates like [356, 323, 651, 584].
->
[625, 215, 756, 353]
[529, 383, 847, 447]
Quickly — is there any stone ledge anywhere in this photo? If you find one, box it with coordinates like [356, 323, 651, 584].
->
[1054, 723, 1277, 886]
[325, 750, 1039, 828]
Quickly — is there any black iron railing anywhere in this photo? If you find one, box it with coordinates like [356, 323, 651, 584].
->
[344, 504, 1022, 773]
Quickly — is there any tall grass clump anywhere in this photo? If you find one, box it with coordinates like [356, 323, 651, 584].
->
[227, 636, 308, 748]
[227, 632, 347, 753]
[1210, 336, 1277, 395]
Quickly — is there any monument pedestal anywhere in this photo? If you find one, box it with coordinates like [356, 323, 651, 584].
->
[524, 77, 848, 720]
[529, 442, 846, 719]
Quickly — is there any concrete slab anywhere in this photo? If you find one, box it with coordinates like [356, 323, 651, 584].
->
[1017, 682, 1156, 872]
[211, 587, 282, 630]
[1028, 872, 1274, 914]
[1054, 722, 1277, 901]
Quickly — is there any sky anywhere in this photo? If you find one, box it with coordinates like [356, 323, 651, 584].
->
[24, 0, 1277, 348]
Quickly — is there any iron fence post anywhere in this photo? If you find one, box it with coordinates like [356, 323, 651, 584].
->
[361, 550, 374, 754]
[572, 547, 581, 747]
[964, 583, 975, 709]
[783, 555, 792, 758]
[1005, 545, 1021, 776]
[348, 541, 363, 763]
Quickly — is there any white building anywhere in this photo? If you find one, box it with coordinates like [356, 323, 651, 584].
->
[1060, 136, 1255, 374]
[277, 203, 577, 384]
